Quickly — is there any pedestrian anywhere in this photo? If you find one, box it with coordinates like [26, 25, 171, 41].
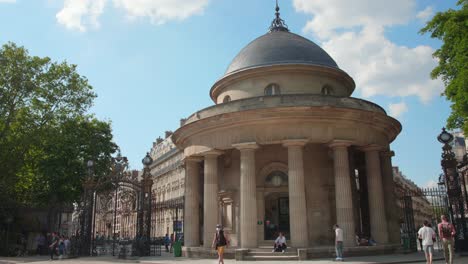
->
[58, 235, 65, 260]
[169, 233, 174, 253]
[418, 220, 436, 264]
[48, 232, 59, 260]
[438, 215, 456, 264]
[36, 233, 46, 255]
[212, 224, 228, 264]
[164, 233, 170, 252]
[334, 224, 344, 261]
[418, 224, 424, 251]
[64, 236, 70, 257]
[272, 232, 287, 252]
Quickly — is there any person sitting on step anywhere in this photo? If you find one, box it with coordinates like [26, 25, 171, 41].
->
[273, 232, 287, 253]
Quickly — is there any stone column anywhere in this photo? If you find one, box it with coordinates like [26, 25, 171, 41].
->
[363, 145, 389, 244]
[329, 140, 355, 247]
[184, 156, 202, 247]
[203, 150, 223, 248]
[283, 139, 309, 248]
[234, 142, 258, 248]
[380, 150, 400, 244]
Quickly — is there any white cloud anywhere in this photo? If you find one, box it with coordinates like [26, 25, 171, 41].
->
[417, 6, 434, 22]
[0, 0, 16, 3]
[56, 0, 105, 32]
[293, 0, 415, 39]
[424, 180, 438, 188]
[113, 0, 209, 25]
[388, 102, 408, 118]
[56, 0, 209, 31]
[293, 0, 444, 104]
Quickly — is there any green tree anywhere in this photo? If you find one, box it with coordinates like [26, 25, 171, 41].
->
[420, 0, 468, 133]
[0, 42, 117, 212]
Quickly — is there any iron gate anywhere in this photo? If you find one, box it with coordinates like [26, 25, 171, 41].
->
[77, 152, 156, 257]
[399, 186, 450, 252]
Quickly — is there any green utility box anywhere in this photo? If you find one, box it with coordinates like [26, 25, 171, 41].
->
[173, 241, 182, 257]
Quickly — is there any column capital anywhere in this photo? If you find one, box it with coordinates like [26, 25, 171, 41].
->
[282, 139, 308, 147]
[380, 150, 395, 158]
[202, 149, 224, 157]
[184, 156, 203, 162]
[233, 142, 259, 151]
[328, 140, 353, 149]
[359, 144, 385, 152]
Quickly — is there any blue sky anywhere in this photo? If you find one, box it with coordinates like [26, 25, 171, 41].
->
[0, 0, 458, 188]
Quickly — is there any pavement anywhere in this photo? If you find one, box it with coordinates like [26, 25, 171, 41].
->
[0, 251, 467, 264]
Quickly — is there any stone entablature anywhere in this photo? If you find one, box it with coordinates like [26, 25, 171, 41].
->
[186, 94, 386, 125]
[173, 95, 401, 157]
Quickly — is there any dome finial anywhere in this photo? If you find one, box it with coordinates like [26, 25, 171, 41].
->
[269, 0, 289, 32]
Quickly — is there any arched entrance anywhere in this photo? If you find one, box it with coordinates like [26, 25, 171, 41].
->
[263, 170, 289, 240]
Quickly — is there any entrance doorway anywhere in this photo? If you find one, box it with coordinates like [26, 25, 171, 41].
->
[264, 193, 290, 240]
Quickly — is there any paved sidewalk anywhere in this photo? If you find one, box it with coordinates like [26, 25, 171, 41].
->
[1, 251, 467, 264]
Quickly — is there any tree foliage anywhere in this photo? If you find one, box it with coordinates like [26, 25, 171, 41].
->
[0, 42, 117, 212]
[420, 0, 468, 133]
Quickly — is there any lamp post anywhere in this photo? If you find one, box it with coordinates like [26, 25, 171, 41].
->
[111, 151, 128, 256]
[5, 216, 13, 256]
[87, 160, 98, 256]
[81, 159, 97, 256]
[140, 152, 153, 256]
[438, 128, 468, 252]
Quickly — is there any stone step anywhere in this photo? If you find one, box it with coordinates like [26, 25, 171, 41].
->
[249, 247, 297, 253]
[244, 255, 299, 261]
[247, 251, 297, 256]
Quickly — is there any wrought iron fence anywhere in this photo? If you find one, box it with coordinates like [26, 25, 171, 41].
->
[399, 186, 450, 252]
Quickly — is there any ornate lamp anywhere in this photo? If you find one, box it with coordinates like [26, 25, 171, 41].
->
[438, 128, 454, 144]
[438, 128, 468, 252]
[142, 152, 153, 168]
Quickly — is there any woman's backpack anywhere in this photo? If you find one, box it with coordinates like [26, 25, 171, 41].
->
[216, 230, 227, 247]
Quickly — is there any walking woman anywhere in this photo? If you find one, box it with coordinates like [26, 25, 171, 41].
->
[212, 224, 229, 264]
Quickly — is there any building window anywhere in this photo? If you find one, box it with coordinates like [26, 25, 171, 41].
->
[223, 95, 231, 103]
[321, 84, 334, 95]
[265, 171, 288, 187]
[264, 83, 280, 96]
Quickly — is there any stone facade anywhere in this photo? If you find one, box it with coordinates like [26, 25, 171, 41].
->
[149, 136, 185, 238]
[393, 167, 433, 228]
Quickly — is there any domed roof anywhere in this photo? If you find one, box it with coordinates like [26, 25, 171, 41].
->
[225, 30, 339, 75]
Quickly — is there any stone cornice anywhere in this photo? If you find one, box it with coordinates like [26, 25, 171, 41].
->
[202, 149, 224, 157]
[359, 144, 385, 152]
[184, 156, 203, 163]
[328, 140, 354, 149]
[184, 94, 387, 125]
[282, 139, 308, 147]
[233, 142, 259, 150]
[380, 150, 395, 158]
[173, 105, 401, 150]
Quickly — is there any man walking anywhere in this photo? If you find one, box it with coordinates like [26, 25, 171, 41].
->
[438, 215, 456, 264]
[334, 224, 344, 261]
[418, 220, 436, 264]
[48, 232, 58, 260]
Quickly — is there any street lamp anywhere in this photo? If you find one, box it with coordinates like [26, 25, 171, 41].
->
[87, 160, 98, 256]
[111, 151, 128, 256]
[5, 216, 13, 256]
[438, 128, 468, 252]
[142, 152, 153, 168]
[139, 152, 153, 256]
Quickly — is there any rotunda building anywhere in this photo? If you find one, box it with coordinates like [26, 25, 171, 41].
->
[173, 6, 401, 258]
